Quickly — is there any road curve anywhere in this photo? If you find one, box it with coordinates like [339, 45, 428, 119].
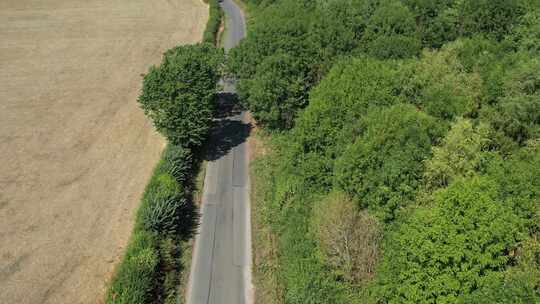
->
[187, 1, 250, 304]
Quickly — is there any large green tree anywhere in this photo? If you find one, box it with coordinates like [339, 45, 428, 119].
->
[375, 177, 526, 303]
[334, 104, 444, 220]
[138, 43, 223, 148]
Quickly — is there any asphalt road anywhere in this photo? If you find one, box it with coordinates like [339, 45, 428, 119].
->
[187, 1, 250, 303]
[221, 0, 246, 52]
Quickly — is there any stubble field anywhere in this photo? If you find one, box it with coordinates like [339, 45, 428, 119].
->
[0, 0, 207, 303]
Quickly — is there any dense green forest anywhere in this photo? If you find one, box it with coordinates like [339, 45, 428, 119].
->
[229, 0, 540, 303]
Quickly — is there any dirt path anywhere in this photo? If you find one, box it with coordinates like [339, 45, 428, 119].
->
[0, 1, 207, 303]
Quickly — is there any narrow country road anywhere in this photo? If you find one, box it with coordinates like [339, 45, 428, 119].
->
[187, 1, 251, 304]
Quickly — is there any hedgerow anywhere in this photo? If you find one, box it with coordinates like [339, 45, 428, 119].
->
[202, 0, 223, 45]
[107, 148, 198, 303]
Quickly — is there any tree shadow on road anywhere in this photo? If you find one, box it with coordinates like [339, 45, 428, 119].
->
[204, 92, 251, 161]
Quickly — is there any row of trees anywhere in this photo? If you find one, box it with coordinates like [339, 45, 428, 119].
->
[235, 0, 540, 303]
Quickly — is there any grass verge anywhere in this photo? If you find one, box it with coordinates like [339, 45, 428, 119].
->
[249, 130, 284, 304]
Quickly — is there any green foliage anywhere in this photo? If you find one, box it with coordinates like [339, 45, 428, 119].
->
[334, 104, 444, 221]
[362, 1, 421, 59]
[375, 177, 527, 304]
[237, 0, 540, 303]
[464, 236, 540, 303]
[107, 144, 200, 303]
[401, 0, 457, 48]
[238, 52, 308, 129]
[288, 57, 400, 187]
[159, 238, 182, 304]
[228, 0, 369, 130]
[311, 192, 381, 284]
[423, 118, 492, 191]
[141, 193, 188, 237]
[487, 140, 540, 225]
[203, 0, 222, 45]
[160, 144, 193, 184]
[510, 8, 540, 55]
[481, 55, 540, 150]
[138, 43, 223, 147]
[107, 231, 159, 304]
[455, 0, 526, 40]
[398, 43, 482, 120]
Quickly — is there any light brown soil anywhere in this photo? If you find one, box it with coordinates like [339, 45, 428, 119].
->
[0, 1, 207, 303]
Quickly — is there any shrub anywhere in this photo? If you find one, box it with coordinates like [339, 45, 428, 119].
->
[159, 238, 182, 304]
[487, 140, 540, 225]
[138, 43, 223, 147]
[141, 192, 197, 239]
[423, 118, 493, 191]
[161, 144, 193, 184]
[481, 55, 540, 150]
[203, 0, 222, 45]
[238, 52, 309, 129]
[334, 104, 444, 221]
[362, 1, 421, 59]
[398, 43, 483, 120]
[311, 192, 381, 284]
[142, 173, 181, 205]
[509, 8, 540, 55]
[375, 177, 527, 303]
[463, 236, 540, 303]
[107, 231, 159, 304]
[401, 0, 457, 48]
[285, 57, 400, 188]
[456, 0, 526, 40]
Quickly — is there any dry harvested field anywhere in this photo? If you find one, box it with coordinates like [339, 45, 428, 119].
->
[0, 0, 207, 303]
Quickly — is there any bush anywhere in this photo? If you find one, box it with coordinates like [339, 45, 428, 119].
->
[311, 192, 381, 284]
[480, 55, 540, 150]
[160, 144, 193, 184]
[398, 43, 483, 120]
[375, 177, 527, 303]
[456, 0, 526, 40]
[107, 231, 159, 304]
[238, 52, 308, 129]
[362, 1, 421, 59]
[423, 119, 492, 191]
[141, 193, 187, 236]
[285, 57, 400, 188]
[487, 140, 540, 225]
[159, 238, 182, 304]
[334, 104, 444, 221]
[401, 0, 457, 48]
[464, 236, 540, 303]
[108, 146, 200, 303]
[203, 0, 222, 45]
[138, 43, 223, 147]
[509, 8, 540, 55]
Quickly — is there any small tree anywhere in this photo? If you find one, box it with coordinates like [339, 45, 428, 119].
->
[423, 118, 492, 191]
[311, 191, 381, 284]
[138, 43, 223, 148]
